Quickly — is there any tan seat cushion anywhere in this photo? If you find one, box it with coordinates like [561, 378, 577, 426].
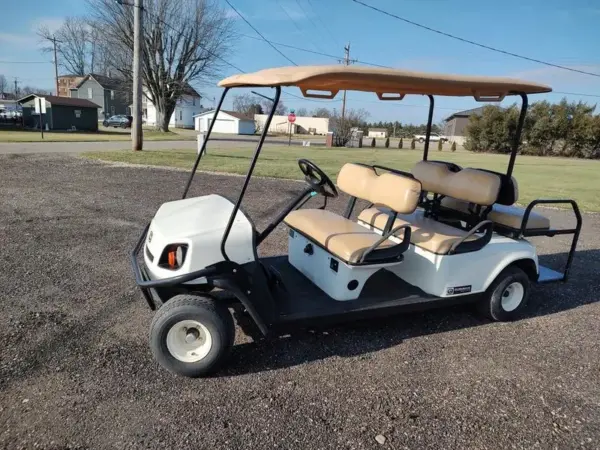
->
[337, 163, 421, 214]
[412, 161, 501, 206]
[441, 197, 550, 230]
[358, 207, 477, 255]
[284, 209, 395, 263]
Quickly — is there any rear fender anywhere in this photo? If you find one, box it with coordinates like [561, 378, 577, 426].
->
[482, 255, 539, 291]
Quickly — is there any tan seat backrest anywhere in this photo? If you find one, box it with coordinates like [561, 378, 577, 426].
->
[337, 163, 421, 214]
[412, 161, 501, 206]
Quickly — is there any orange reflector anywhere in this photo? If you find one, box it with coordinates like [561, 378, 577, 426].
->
[167, 249, 177, 268]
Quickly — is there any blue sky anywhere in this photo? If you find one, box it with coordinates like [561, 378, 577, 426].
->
[1, 0, 599, 122]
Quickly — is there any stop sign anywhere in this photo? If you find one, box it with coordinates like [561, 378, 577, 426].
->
[288, 113, 296, 123]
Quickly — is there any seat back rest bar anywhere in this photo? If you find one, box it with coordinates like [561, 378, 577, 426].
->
[220, 86, 282, 261]
[520, 199, 582, 282]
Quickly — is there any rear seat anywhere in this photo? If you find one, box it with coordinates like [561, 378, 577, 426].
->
[284, 163, 421, 264]
[358, 162, 501, 255]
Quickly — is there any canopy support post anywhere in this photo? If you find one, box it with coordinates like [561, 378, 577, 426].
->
[422, 95, 434, 161]
[181, 87, 229, 199]
[220, 86, 282, 261]
[507, 92, 528, 178]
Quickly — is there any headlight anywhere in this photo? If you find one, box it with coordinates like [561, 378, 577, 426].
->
[159, 244, 188, 270]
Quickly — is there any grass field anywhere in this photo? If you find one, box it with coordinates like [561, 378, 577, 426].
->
[84, 146, 600, 212]
[0, 128, 194, 142]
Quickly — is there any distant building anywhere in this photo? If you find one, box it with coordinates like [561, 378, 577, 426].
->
[368, 128, 388, 138]
[18, 94, 99, 131]
[443, 106, 487, 145]
[144, 83, 203, 129]
[194, 110, 255, 135]
[57, 75, 85, 97]
[254, 114, 329, 135]
[70, 74, 131, 120]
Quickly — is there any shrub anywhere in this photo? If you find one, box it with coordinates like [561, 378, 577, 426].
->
[437, 139, 443, 151]
[451, 141, 457, 152]
[410, 139, 415, 150]
[384, 137, 390, 148]
[398, 138, 403, 149]
[371, 137, 376, 147]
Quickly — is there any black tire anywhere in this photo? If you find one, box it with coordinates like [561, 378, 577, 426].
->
[478, 266, 530, 321]
[418, 138, 425, 143]
[149, 294, 235, 377]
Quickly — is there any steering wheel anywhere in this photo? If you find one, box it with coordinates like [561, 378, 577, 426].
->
[298, 159, 338, 198]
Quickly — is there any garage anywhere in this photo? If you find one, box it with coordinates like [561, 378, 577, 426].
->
[194, 109, 255, 135]
[18, 94, 99, 131]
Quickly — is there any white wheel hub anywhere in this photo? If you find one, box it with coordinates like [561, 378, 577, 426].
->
[501, 282, 524, 312]
[166, 320, 212, 363]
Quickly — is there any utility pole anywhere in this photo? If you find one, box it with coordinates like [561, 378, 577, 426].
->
[52, 36, 60, 96]
[132, 0, 144, 151]
[340, 43, 357, 122]
[14, 78, 18, 97]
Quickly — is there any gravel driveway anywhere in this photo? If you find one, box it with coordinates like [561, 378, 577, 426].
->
[1, 154, 598, 449]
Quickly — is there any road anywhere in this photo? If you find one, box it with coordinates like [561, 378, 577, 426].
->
[0, 135, 325, 154]
[0, 153, 598, 449]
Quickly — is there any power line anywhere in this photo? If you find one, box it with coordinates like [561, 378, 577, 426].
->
[552, 91, 600, 99]
[240, 34, 390, 68]
[224, 0, 298, 66]
[274, 0, 326, 54]
[303, 0, 342, 48]
[350, 0, 600, 79]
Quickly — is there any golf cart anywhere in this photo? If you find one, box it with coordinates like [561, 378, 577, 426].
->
[131, 66, 582, 377]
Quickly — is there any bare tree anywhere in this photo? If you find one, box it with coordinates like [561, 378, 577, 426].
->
[20, 85, 53, 96]
[261, 97, 287, 116]
[232, 94, 263, 116]
[330, 108, 369, 146]
[89, 0, 235, 132]
[0, 75, 7, 96]
[38, 17, 95, 76]
[295, 107, 308, 117]
[311, 107, 331, 118]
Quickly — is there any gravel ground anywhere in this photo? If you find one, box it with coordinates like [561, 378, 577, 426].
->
[0, 153, 599, 450]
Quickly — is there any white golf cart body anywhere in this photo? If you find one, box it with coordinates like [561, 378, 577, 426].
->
[131, 65, 582, 377]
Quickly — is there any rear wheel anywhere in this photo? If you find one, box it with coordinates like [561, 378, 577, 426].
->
[478, 266, 530, 321]
[149, 294, 235, 377]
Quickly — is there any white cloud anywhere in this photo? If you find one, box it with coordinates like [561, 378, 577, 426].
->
[32, 17, 65, 34]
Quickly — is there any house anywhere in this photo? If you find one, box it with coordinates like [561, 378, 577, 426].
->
[443, 106, 487, 145]
[144, 84, 203, 129]
[18, 94, 99, 131]
[70, 73, 131, 120]
[254, 114, 329, 135]
[57, 75, 85, 97]
[194, 110, 255, 135]
[368, 128, 388, 138]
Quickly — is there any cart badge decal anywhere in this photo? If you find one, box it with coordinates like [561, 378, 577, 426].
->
[447, 285, 471, 295]
[148, 231, 153, 243]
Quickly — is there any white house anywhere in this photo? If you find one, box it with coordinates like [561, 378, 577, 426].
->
[194, 110, 255, 135]
[254, 114, 329, 135]
[143, 84, 203, 128]
[368, 128, 388, 138]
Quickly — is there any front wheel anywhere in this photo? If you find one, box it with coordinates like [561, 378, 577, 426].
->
[418, 138, 425, 143]
[149, 294, 235, 377]
[478, 266, 530, 321]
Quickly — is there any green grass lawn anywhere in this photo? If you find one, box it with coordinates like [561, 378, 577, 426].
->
[83, 146, 600, 212]
[0, 129, 195, 142]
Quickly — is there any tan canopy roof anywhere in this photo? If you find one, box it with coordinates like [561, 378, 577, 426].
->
[219, 65, 551, 99]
